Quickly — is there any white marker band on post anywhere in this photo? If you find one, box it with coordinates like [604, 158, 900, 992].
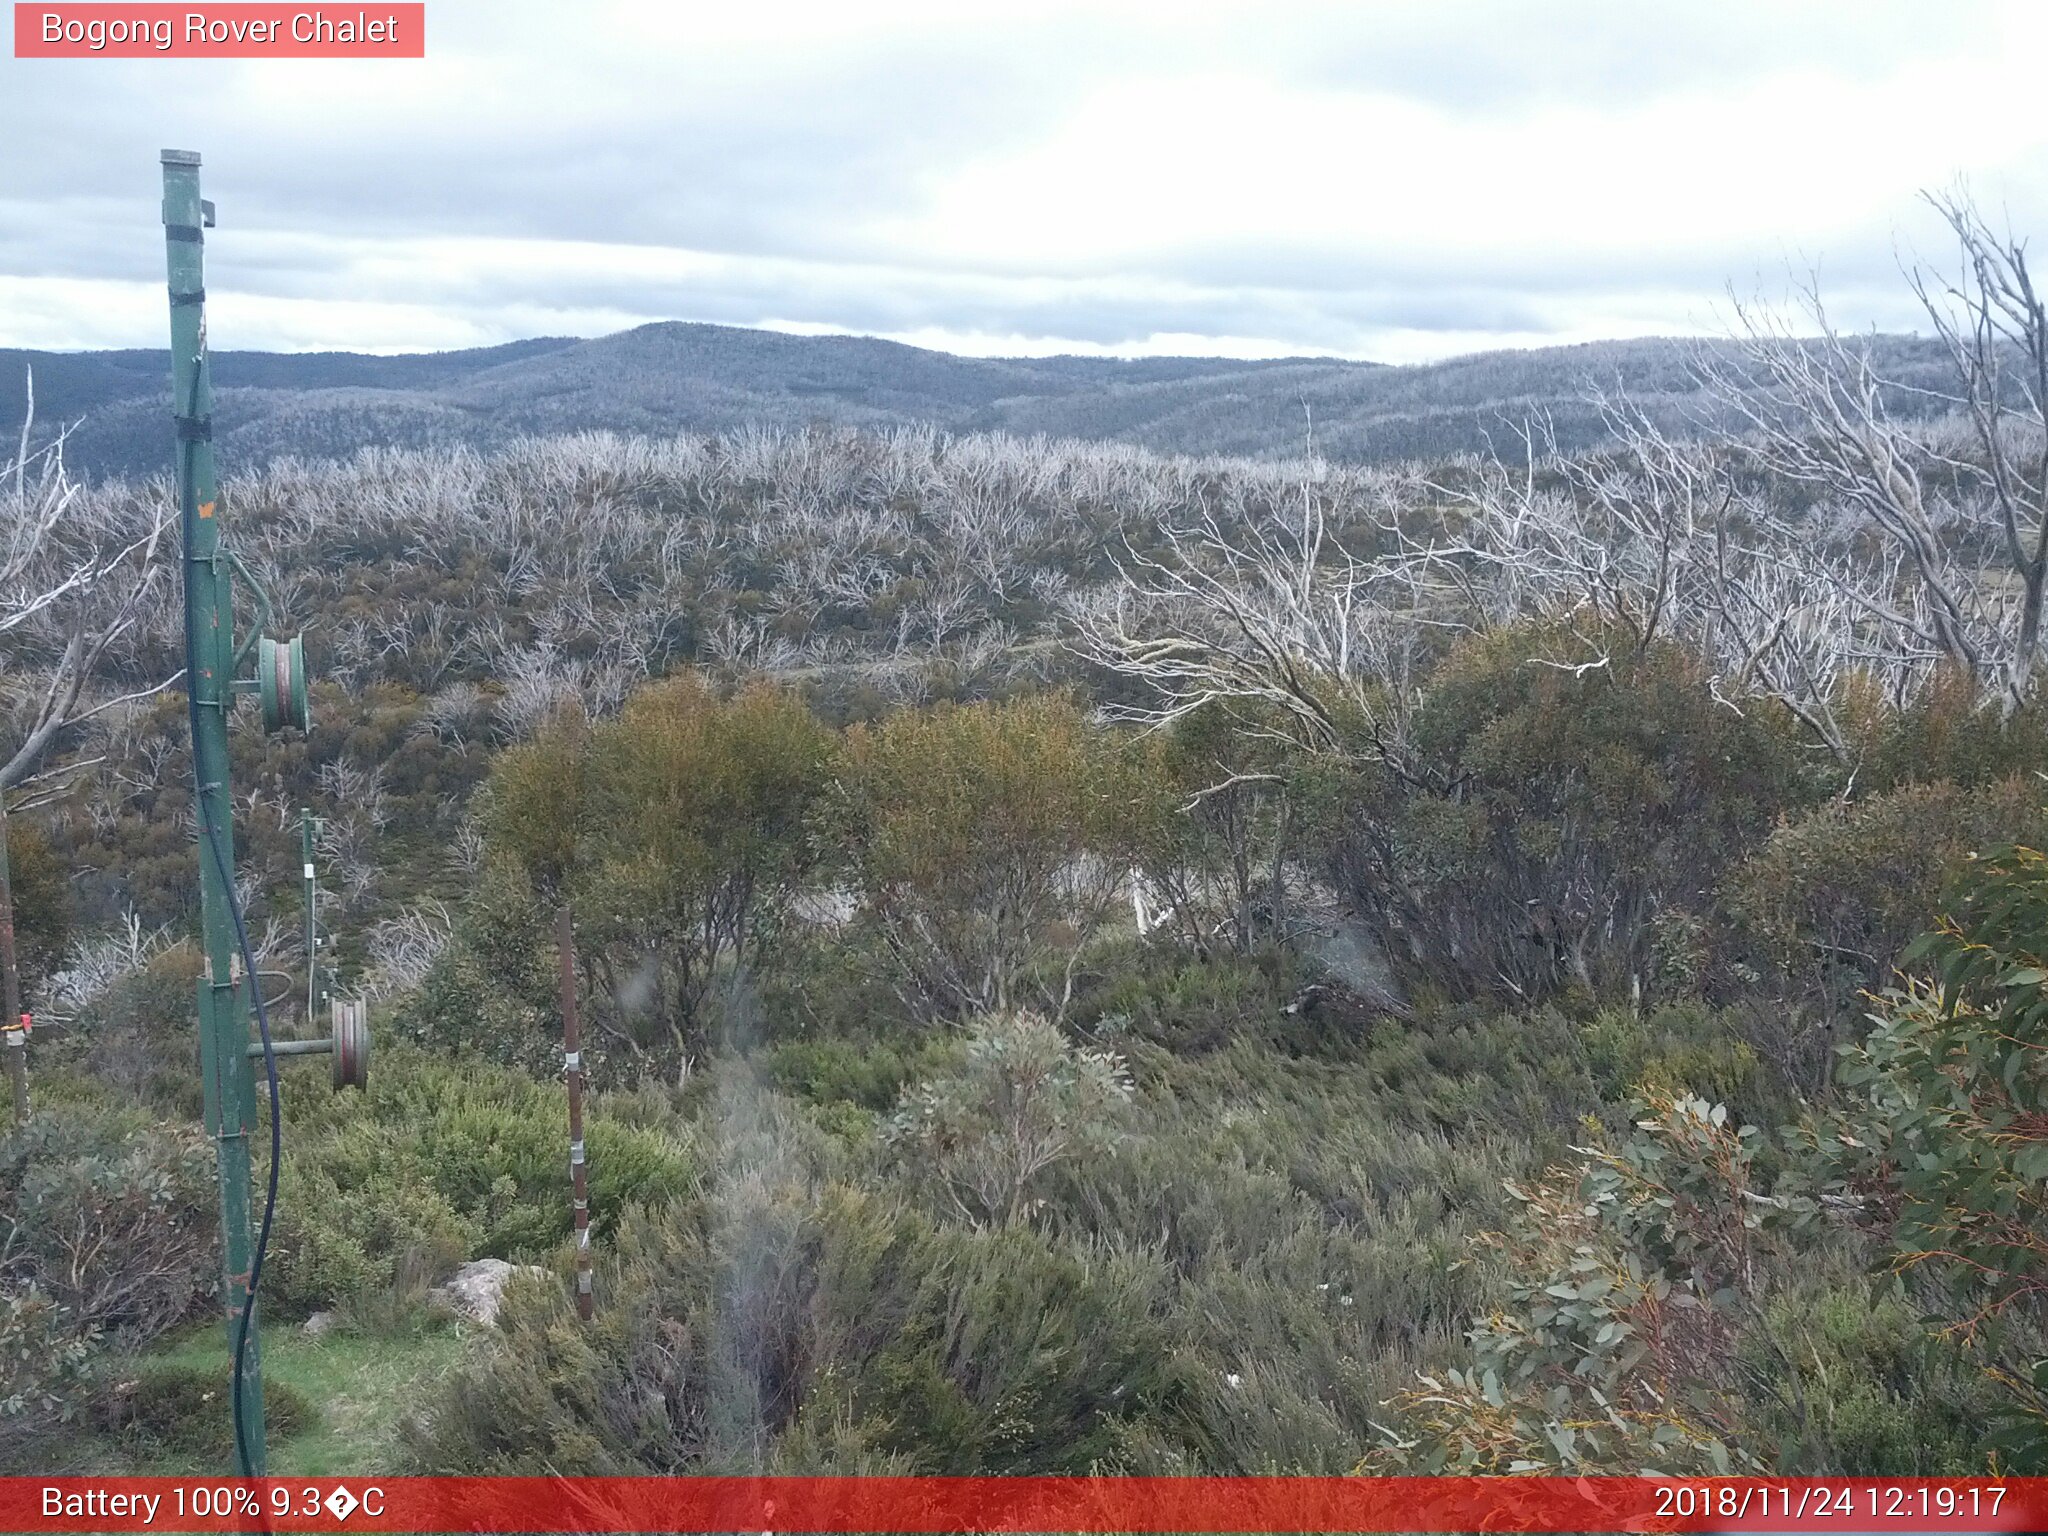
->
[564, 1050, 580, 1071]
[569, 1140, 585, 1165]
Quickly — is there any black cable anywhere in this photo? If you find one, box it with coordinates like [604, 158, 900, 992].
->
[206, 793, 282, 1480]
[180, 366, 283, 1480]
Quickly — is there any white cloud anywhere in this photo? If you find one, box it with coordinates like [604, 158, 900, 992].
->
[2, 0, 2045, 359]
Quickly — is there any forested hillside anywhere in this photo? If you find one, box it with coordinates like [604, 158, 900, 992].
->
[0, 323, 1962, 480]
[4, 197, 2048, 1480]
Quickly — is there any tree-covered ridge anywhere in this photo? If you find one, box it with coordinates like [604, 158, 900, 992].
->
[0, 323, 1967, 482]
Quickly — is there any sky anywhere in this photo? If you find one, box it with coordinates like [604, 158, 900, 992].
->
[3, 0, 2047, 364]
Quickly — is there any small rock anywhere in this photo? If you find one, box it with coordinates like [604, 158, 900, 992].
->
[301, 1310, 340, 1338]
[429, 1258, 549, 1327]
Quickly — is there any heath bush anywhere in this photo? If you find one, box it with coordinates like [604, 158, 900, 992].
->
[1726, 776, 2048, 1014]
[832, 694, 1159, 1020]
[1328, 625, 1815, 1004]
[1, 1099, 214, 1341]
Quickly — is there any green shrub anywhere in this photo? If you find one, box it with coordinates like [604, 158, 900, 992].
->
[1328, 625, 1816, 1003]
[1580, 1002, 1764, 1111]
[411, 1183, 1187, 1475]
[0, 1287, 99, 1466]
[268, 1045, 694, 1313]
[268, 1170, 476, 1318]
[886, 1011, 1133, 1227]
[1856, 670, 2048, 794]
[1370, 1093, 1781, 1474]
[3, 815, 73, 1002]
[1, 1099, 215, 1340]
[102, 1361, 313, 1458]
[759, 1035, 953, 1112]
[392, 858, 558, 1078]
[1127, 704, 1302, 957]
[1735, 1286, 1990, 1474]
[52, 944, 206, 1117]
[0, 1096, 216, 1464]
[1726, 776, 2048, 1012]
[749, 928, 920, 1042]
[1078, 951, 1295, 1057]
[413, 984, 1822, 1477]
[1818, 844, 2048, 1463]
[831, 694, 1160, 1019]
[484, 675, 839, 1069]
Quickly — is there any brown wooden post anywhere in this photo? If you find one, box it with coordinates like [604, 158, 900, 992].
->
[1, 798, 27, 1128]
[556, 905, 593, 1319]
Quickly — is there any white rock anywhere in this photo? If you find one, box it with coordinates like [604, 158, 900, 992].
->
[302, 1310, 341, 1338]
[428, 1258, 549, 1327]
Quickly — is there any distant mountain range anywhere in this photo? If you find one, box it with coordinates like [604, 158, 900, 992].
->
[0, 321, 1958, 481]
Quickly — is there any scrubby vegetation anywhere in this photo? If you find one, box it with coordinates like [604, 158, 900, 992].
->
[12, 621, 2044, 1473]
[6, 192, 2048, 1476]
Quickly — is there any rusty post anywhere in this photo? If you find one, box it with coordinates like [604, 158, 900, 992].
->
[1, 797, 26, 1128]
[556, 905, 593, 1319]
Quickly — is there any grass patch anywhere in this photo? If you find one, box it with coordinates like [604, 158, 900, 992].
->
[112, 1316, 468, 1474]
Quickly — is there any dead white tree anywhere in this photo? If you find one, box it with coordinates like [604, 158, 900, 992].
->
[2, 370, 176, 1121]
[361, 899, 454, 1000]
[2, 391, 176, 796]
[1411, 399, 1879, 761]
[1704, 189, 2048, 714]
[38, 908, 179, 1029]
[1072, 467, 1436, 778]
[1911, 187, 2048, 710]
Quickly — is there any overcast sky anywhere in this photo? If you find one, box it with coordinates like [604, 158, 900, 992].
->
[3, 0, 2047, 363]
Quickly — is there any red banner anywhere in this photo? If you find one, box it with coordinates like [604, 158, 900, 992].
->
[12, 5, 424, 58]
[1, 1477, 2042, 1533]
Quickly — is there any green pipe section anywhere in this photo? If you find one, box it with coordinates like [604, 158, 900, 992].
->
[247, 1038, 331, 1059]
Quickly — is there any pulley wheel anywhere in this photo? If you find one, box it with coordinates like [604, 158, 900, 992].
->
[258, 634, 311, 734]
[330, 998, 369, 1091]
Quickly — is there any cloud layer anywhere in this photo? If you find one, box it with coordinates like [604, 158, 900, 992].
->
[3, 0, 2046, 360]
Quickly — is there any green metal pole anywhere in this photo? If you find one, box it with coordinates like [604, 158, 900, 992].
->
[161, 148, 266, 1474]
